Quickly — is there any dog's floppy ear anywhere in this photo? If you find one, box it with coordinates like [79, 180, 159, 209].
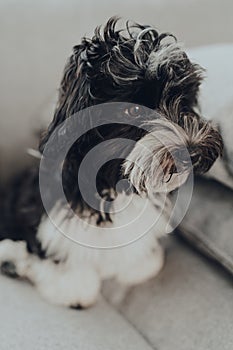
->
[39, 42, 94, 154]
[146, 37, 204, 115]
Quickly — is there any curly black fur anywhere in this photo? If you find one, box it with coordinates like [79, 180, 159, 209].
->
[39, 17, 203, 150]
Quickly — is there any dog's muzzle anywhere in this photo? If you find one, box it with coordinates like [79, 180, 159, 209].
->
[124, 113, 223, 194]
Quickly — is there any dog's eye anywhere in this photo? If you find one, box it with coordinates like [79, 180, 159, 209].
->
[125, 105, 143, 117]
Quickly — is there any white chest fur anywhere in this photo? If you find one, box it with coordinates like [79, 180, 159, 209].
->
[37, 193, 167, 281]
[0, 194, 167, 307]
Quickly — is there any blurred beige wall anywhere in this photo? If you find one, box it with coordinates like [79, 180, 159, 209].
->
[0, 0, 233, 180]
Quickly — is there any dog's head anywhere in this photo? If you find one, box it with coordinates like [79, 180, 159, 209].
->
[39, 17, 223, 215]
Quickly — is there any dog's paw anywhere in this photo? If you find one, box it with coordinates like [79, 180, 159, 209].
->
[33, 263, 101, 308]
[0, 239, 28, 261]
[0, 240, 29, 277]
[1, 261, 18, 278]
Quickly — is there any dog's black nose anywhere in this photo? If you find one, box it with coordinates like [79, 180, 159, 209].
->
[176, 113, 223, 174]
[188, 141, 223, 174]
[171, 136, 223, 176]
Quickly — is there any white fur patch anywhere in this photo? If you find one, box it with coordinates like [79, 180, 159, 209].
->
[35, 193, 166, 305]
[124, 121, 191, 194]
[0, 193, 167, 307]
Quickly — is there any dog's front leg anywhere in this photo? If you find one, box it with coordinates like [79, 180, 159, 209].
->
[116, 240, 164, 287]
[0, 239, 101, 308]
[26, 259, 101, 308]
[0, 239, 29, 277]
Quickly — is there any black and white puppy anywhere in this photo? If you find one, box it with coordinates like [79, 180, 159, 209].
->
[0, 18, 223, 308]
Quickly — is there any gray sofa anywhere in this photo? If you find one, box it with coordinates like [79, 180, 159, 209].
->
[1, 229, 232, 350]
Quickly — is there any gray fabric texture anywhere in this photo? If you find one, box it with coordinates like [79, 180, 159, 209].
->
[103, 236, 233, 350]
[180, 46, 233, 272]
[188, 44, 233, 189]
[0, 276, 154, 350]
[179, 178, 233, 275]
